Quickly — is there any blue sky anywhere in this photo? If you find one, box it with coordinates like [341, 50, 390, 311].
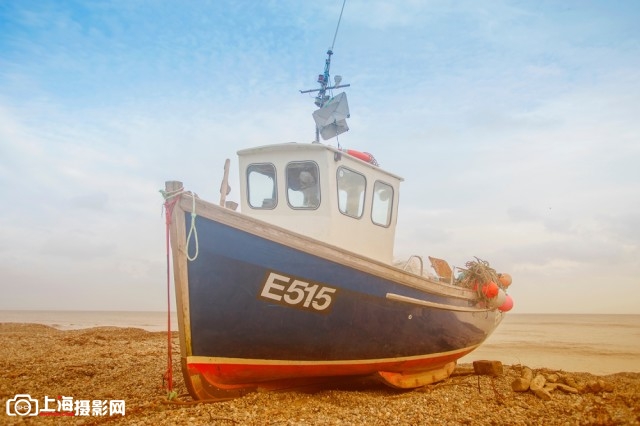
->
[1, 0, 638, 313]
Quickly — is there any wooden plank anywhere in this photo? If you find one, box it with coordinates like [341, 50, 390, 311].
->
[377, 361, 456, 389]
[166, 182, 192, 358]
[473, 360, 504, 376]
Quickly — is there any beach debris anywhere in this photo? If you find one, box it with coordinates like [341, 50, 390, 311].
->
[473, 360, 503, 376]
[511, 367, 533, 392]
[437, 364, 616, 403]
[586, 379, 614, 393]
[545, 373, 559, 383]
[528, 373, 549, 401]
[559, 374, 585, 392]
[508, 369, 614, 400]
[535, 386, 553, 400]
[529, 373, 546, 391]
[555, 383, 579, 394]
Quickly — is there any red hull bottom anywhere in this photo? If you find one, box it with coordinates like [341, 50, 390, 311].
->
[182, 347, 474, 400]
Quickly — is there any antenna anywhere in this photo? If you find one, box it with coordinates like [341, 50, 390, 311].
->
[331, 0, 346, 51]
[299, 0, 350, 142]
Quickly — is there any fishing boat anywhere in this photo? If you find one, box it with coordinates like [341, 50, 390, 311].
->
[162, 8, 513, 401]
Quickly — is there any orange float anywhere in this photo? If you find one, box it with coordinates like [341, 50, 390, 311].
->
[498, 295, 514, 312]
[498, 273, 512, 288]
[481, 281, 499, 299]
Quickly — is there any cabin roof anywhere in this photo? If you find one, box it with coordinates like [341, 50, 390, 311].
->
[237, 142, 404, 182]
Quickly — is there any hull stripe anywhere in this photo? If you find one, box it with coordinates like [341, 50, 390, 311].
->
[187, 344, 479, 367]
[186, 346, 479, 387]
[386, 293, 491, 312]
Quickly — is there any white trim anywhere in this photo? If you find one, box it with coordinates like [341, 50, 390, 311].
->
[386, 293, 491, 312]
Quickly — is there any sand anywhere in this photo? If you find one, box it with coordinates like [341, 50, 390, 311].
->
[1, 323, 638, 425]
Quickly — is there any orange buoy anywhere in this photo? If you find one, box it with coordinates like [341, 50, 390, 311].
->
[498, 273, 512, 288]
[481, 281, 499, 299]
[488, 289, 507, 309]
[498, 294, 514, 312]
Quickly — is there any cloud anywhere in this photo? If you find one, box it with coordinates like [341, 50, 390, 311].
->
[0, 1, 639, 313]
[40, 233, 116, 260]
[599, 212, 640, 247]
[68, 192, 109, 211]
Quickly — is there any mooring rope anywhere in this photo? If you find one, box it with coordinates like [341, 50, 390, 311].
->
[185, 194, 199, 261]
[160, 187, 199, 262]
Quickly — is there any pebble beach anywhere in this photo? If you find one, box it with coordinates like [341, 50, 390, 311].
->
[1, 323, 638, 425]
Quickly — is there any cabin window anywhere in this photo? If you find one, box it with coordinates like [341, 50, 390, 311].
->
[247, 163, 277, 209]
[286, 161, 320, 209]
[372, 181, 393, 227]
[337, 166, 366, 218]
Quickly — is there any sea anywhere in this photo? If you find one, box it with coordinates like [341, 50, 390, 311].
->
[1, 311, 638, 376]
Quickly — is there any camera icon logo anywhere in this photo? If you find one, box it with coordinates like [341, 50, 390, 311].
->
[6, 394, 39, 416]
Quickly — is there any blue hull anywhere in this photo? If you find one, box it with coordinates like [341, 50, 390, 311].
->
[184, 213, 498, 362]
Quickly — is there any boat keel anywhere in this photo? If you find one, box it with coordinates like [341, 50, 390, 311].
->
[376, 361, 456, 389]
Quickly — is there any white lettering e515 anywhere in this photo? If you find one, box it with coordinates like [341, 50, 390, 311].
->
[260, 272, 289, 301]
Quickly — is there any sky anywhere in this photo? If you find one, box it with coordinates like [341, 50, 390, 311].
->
[0, 0, 638, 314]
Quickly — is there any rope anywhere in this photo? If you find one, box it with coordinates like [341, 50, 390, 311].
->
[185, 194, 199, 261]
[160, 186, 199, 262]
[160, 185, 185, 201]
[455, 257, 501, 301]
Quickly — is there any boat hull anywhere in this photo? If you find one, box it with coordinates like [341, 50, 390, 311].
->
[168, 195, 503, 399]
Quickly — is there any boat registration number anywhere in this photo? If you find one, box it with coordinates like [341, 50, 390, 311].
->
[259, 272, 337, 312]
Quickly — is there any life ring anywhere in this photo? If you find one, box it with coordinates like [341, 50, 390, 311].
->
[342, 149, 379, 166]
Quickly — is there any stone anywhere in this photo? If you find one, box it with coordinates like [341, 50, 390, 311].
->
[586, 380, 613, 393]
[529, 374, 546, 392]
[556, 383, 579, 394]
[545, 373, 559, 383]
[511, 377, 530, 392]
[533, 387, 552, 400]
[562, 375, 585, 392]
[511, 366, 533, 392]
[521, 367, 533, 382]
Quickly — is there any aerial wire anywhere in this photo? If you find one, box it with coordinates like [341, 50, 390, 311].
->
[331, 0, 347, 51]
[332, 0, 347, 148]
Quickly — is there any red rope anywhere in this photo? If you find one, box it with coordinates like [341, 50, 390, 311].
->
[163, 199, 178, 392]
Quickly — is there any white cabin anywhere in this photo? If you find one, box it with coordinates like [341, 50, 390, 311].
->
[237, 143, 403, 264]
